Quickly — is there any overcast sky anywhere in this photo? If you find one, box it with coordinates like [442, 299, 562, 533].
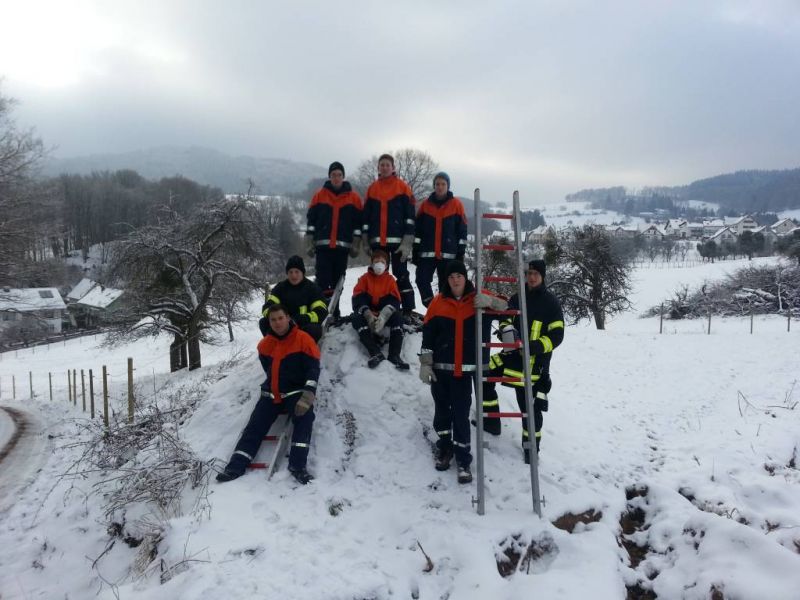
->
[2, 0, 799, 203]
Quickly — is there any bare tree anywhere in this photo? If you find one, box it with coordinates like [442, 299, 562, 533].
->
[107, 197, 281, 371]
[545, 225, 633, 330]
[352, 148, 439, 201]
[0, 85, 47, 288]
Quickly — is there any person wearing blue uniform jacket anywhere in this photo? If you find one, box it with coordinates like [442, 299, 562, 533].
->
[305, 161, 363, 312]
[218, 305, 321, 485]
[419, 260, 507, 484]
[362, 153, 417, 317]
[413, 172, 468, 307]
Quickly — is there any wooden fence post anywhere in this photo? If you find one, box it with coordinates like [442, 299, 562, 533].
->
[127, 358, 134, 424]
[67, 371, 71, 403]
[49, 372, 53, 402]
[102, 366, 109, 428]
[12, 375, 15, 400]
[707, 312, 711, 335]
[29, 371, 33, 400]
[81, 369, 86, 412]
[72, 369, 77, 406]
[89, 369, 95, 419]
[659, 303, 664, 334]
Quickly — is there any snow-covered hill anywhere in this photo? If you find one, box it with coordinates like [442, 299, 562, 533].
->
[1, 260, 799, 599]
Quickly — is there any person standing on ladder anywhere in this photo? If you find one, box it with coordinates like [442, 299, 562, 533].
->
[305, 161, 363, 319]
[413, 172, 468, 308]
[482, 259, 564, 463]
[419, 260, 507, 483]
[362, 153, 418, 324]
[217, 304, 320, 485]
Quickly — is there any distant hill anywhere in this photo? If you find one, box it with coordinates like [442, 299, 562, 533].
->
[41, 146, 326, 195]
[567, 167, 800, 214]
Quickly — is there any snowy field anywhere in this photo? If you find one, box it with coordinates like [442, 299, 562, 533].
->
[1, 259, 799, 599]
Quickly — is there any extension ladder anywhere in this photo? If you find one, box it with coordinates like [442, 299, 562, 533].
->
[473, 189, 542, 516]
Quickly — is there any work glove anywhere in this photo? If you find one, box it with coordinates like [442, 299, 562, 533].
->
[304, 234, 315, 258]
[474, 293, 508, 311]
[396, 234, 414, 262]
[538, 372, 552, 394]
[373, 305, 396, 332]
[362, 307, 378, 330]
[294, 313, 311, 326]
[418, 351, 436, 384]
[349, 235, 361, 258]
[362, 233, 372, 257]
[295, 390, 315, 416]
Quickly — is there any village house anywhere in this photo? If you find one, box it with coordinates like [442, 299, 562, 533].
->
[66, 278, 125, 328]
[0, 287, 67, 334]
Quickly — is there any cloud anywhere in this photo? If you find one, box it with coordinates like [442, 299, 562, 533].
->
[2, 0, 799, 203]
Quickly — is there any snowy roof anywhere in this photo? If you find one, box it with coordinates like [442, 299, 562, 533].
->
[67, 278, 97, 301]
[710, 226, 735, 240]
[0, 288, 66, 312]
[74, 285, 124, 309]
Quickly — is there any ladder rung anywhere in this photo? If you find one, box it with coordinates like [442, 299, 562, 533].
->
[483, 309, 520, 316]
[247, 462, 269, 469]
[482, 212, 513, 220]
[483, 276, 517, 283]
[483, 376, 522, 383]
[485, 412, 526, 418]
[262, 435, 280, 441]
[483, 341, 522, 349]
[482, 244, 515, 251]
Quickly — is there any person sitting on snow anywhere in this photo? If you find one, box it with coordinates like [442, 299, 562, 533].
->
[260, 255, 328, 342]
[351, 249, 409, 370]
[217, 304, 320, 485]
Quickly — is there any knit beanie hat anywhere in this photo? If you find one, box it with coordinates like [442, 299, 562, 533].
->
[528, 259, 546, 279]
[286, 255, 306, 274]
[433, 171, 451, 190]
[328, 161, 345, 177]
[445, 259, 467, 279]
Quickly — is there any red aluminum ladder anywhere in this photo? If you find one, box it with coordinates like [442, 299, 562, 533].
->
[473, 189, 542, 516]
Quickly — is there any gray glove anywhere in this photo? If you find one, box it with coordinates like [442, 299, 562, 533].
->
[304, 234, 315, 258]
[295, 390, 315, 416]
[362, 308, 377, 329]
[474, 292, 508, 311]
[418, 351, 436, 384]
[396, 234, 414, 262]
[362, 233, 372, 257]
[373, 305, 396, 332]
[349, 235, 361, 258]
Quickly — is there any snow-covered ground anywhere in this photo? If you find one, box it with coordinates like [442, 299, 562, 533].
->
[1, 259, 798, 599]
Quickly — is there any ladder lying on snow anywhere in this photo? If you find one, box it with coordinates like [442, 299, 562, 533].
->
[245, 274, 347, 478]
[473, 189, 543, 516]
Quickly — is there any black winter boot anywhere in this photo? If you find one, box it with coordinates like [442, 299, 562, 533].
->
[216, 454, 248, 483]
[359, 329, 384, 368]
[289, 467, 314, 485]
[387, 329, 409, 370]
[435, 446, 453, 471]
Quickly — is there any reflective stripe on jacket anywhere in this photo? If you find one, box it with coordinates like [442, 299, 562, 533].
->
[262, 278, 328, 324]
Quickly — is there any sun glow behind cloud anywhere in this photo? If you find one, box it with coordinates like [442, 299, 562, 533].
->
[0, 1, 188, 89]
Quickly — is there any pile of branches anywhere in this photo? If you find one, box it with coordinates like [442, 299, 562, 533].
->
[645, 262, 800, 319]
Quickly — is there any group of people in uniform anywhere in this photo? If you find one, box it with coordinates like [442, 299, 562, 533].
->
[216, 154, 564, 486]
